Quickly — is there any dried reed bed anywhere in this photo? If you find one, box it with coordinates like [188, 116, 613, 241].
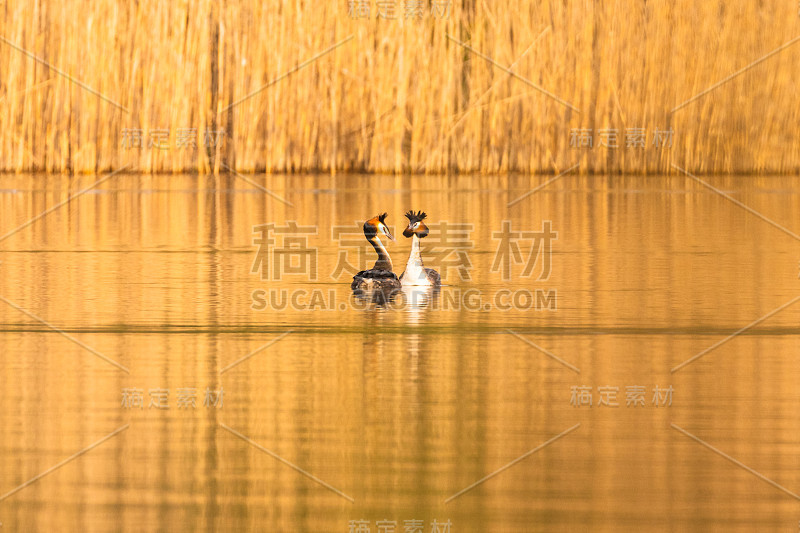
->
[1, 0, 799, 174]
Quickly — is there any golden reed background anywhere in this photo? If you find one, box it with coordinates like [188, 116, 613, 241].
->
[1, 0, 800, 174]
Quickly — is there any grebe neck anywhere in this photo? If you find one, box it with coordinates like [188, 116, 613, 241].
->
[369, 236, 393, 271]
[406, 234, 424, 270]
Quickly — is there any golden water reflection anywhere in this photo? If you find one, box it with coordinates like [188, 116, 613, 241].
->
[0, 174, 798, 532]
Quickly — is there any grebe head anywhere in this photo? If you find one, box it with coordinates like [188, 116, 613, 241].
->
[402, 210, 429, 238]
[364, 213, 396, 241]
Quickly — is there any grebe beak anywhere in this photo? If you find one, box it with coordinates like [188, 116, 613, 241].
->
[380, 223, 396, 241]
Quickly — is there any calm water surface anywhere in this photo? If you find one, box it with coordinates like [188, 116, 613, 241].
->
[0, 174, 799, 532]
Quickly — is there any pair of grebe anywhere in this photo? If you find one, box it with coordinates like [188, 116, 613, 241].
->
[351, 211, 441, 291]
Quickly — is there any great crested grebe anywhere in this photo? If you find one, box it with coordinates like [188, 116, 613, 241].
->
[400, 210, 441, 287]
[351, 213, 402, 291]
